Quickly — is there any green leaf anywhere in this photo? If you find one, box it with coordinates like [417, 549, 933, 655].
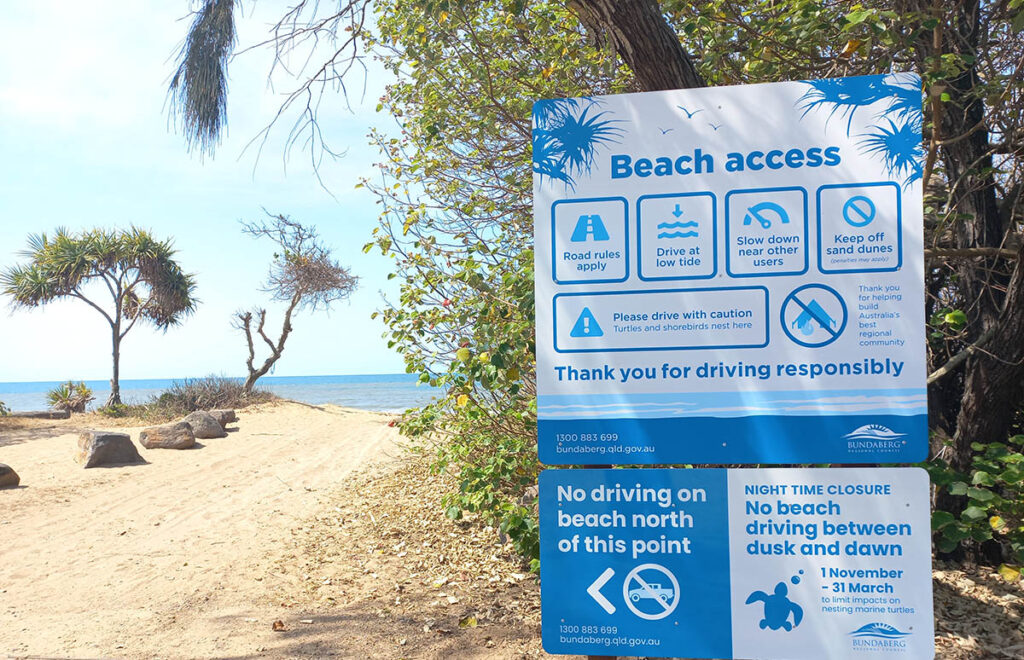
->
[932, 510, 956, 530]
[962, 505, 988, 521]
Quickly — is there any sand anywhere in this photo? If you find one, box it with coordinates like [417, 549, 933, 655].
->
[0, 401, 404, 658]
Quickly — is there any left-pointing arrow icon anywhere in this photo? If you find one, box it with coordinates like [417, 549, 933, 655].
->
[587, 567, 616, 614]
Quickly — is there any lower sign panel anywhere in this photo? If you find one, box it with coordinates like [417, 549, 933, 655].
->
[539, 468, 933, 659]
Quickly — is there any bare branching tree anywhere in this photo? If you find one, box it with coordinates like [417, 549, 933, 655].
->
[233, 212, 358, 393]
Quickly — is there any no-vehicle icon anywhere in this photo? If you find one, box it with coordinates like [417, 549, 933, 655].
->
[622, 563, 681, 620]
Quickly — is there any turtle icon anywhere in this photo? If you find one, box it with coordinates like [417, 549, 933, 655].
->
[745, 582, 803, 631]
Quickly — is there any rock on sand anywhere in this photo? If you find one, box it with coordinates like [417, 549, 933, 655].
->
[139, 422, 196, 450]
[76, 432, 145, 468]
[209, 409, 237, 427]
[0, 463, 20, 488]
[182, 411, 227, 439]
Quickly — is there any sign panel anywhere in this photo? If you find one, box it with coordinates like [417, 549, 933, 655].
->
[540, 468, 933, 659]
[533, 74, 926, 464]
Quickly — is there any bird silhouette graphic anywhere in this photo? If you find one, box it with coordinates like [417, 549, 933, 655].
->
[676, 105, 704, 119]
[708, 122, 722, 131]
[658, 127, 675, 134]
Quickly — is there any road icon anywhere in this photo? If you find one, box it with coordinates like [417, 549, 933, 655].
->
[744, 201, 790, 229]
[587, 568, 616, 614]
[571, 214, 610, 242]
[570, 307, 603, 338]
[842, 195, 877, 227]
[781, 284, 847, 348]
[622, 563, 680, 620]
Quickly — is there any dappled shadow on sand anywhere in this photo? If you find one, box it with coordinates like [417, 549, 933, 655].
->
[933, 562, 1024, 658]
[0, 421, 83, 448]
[204, 603, 540, 660]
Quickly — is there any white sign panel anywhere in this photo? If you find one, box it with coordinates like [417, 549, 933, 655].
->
[540, 467, 934, 659]
[533, 74, 926, 464]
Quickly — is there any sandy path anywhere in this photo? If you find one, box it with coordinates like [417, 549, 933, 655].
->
[0, 402, 402, 659]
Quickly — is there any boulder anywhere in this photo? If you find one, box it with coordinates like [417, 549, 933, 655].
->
[182, 411, 227, 439]
[208, 409, 237, 427]
[76, 432, 144, 468]
[139, 422, 196, 450]
[0, 463, 20, 488]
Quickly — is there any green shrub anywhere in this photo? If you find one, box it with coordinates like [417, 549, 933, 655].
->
[46, 381, 95, 413]
[928, 434, 1024, 567]
[145, 375, 275, 419]
[0, 400, 9, 416]
[95, 402, 146, 419]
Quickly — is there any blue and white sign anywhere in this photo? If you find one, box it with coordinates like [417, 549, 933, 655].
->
[533, 74, 927, 464]
[540, 468, 933, 659]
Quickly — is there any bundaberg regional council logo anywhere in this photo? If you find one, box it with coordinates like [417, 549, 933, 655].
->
[844, 424, 907, 454]
[849, 622, 911, 652]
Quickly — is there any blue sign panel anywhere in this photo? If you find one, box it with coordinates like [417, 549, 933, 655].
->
[540, 468, 934, 659]
[533, 75, 927, 464]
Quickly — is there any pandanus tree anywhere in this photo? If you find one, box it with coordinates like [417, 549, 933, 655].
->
[1, 228, 198, 406]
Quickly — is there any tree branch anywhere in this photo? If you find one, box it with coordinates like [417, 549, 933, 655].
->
[927, 326, 997, 385]
[925, 247, 1018, 260]
[70, 291, 114, 326]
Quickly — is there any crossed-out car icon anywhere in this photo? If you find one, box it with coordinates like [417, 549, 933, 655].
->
[627, 583, 675, 603]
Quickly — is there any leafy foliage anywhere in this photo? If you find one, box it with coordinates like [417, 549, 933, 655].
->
[46, 381, 96, 413]
[363, 0, 631, 563]
[927, 435, 1024, 566]
[0, 401, 9, 417]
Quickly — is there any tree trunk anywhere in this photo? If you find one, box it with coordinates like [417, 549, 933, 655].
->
[241, 295, 301, 394]
[572, 0, 704, 91]
[909, 0, 1018, 471]
[108, 327, 122, 406]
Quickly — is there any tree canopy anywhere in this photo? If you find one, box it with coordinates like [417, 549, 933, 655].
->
[1, 227, 198, 405]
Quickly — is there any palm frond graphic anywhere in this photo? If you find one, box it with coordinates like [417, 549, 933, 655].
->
[532, 98, 624, 189]
[796, 75, 923, 188]
[797, 76, 896, 135]
[861, 119, 924, 186]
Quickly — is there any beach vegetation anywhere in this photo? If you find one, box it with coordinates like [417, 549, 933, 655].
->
[46, 381, 96, 414]
[95, 376, 275, 422]
[233, 213, 359, 394]
[0, 401, 9, 417]
[0, 227, 199, 406]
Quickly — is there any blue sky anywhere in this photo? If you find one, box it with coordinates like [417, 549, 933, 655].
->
[0, 2, 407, 382]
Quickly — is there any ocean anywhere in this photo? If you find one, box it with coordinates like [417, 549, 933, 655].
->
[0, 374, 438, 414]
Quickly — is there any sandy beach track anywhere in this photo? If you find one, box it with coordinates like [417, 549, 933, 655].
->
[0, 402, 403, 659]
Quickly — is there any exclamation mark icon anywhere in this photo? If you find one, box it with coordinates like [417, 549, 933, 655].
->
[570, 307, 603, 338]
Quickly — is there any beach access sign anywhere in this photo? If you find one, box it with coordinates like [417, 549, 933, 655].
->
[539, 468, 934, 659]
[532, 73, 926, 464]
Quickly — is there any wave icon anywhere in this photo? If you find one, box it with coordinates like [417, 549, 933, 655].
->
[657, 231, 699, 239]
[849, 623, 911, 639]
[657, 221, 699, 229]
[843, 424, 905, 441]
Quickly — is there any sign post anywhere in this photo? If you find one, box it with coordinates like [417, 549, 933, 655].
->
[532, 73, 933, 659]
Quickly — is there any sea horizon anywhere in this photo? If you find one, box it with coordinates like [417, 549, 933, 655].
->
[0, 373, 437, 414]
